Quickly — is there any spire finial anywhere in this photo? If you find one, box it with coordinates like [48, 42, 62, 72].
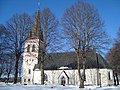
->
[38, 0, 40, 9]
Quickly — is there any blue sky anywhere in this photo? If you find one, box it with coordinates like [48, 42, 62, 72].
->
[0, 0, 120, 41]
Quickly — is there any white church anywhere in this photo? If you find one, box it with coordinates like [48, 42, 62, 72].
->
[22, 9, 114, 86]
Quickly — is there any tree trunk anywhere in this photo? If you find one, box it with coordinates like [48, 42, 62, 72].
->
[7, 73, 10, 83]
[115, 73, 119, 85]
[79, 56, 86, 88]
[80, 79, 84, 88]
[41, 60, 44, 85]
[96, 54, 99, 86]
[82, 58, 85, 87]
[41, 50, 45, 85]
[113, 72, 116, 86]
[13, 54, 20, 84]
[0, 69, 2, 78]
[38, 40, 45, 85]
[76, 50, 84, 88]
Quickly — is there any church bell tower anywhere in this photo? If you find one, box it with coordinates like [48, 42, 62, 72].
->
[22, 9, 42, 84]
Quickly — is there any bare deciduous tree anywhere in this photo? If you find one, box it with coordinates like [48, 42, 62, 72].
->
[0, 24, 9, 78]
[61, 1, 109, 88]
[5, 13, 32, 84]
[0, 24, 8, 53]
[39, 8, 59, 84]
[18, 56, 23, 78]
[0, 56, 6, 78]
[106, 27, 120, 86]
[4, 54, 15, 82]
[106, 44, 120, 73]
[106, 43, 120, 86]
[115, 27, 120, 43]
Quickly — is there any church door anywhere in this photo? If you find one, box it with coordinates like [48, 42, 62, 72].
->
[61, 76, 66, 86]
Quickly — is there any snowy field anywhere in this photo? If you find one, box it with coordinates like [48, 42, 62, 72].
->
[0, 83, 120, 90]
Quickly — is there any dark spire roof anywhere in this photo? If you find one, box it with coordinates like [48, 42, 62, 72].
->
[28, 9, 42, 39]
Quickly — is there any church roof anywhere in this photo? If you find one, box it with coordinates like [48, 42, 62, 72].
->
[33, 51, 111, 70]
[58, 70, 69, 79]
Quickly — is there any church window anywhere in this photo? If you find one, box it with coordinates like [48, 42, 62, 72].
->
[28, 79, 30, 82]
[32, 44, 35, 52]
[24, 79, 26, 82]
[27, 45, 30, 52]
[44, 73, 48, 81]
[28, 69, 31, 74]
[26, 59, 28, 63]
[61, 76, 65, 80]
[108, 72, 111, 80]
[82, 72, 86, 81]
[84, 74, 86, 81]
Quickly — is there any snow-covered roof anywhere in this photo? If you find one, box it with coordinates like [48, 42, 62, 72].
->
[58, 66, 69, 70]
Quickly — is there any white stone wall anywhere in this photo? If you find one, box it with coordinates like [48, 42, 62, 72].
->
[22, 39, 39, 84]
[33, 70, 41, 84]
[33, 68, 114, 86]
[84, 69, 97, 85]
[84, 69, 113, 86]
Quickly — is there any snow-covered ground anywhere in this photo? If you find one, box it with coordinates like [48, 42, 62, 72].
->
[0, 83, 120, 90]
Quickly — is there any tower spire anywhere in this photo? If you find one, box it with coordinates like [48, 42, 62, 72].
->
[27, 0, 43, 39]
[38, 0, 40, 9]
[28, 6, 41, 39]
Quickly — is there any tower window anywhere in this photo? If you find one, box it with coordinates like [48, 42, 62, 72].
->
[28, 79, 30, 82]
[30, 31, 32, 37]
[32, 44, 35, 52]
[27, 45, 30, 52]
[28, 69, 31, 74]
[24, 79, 26, 82]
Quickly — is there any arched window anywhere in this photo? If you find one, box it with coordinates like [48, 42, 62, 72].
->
[32, 44, 35, 52]
[82, 72, 86, 81]
[28, 79, 30, 82]
[61, 76, 65, 80]
[24, 79, 26, 82]
[108, 72, 111, 80]
[28, 69, 31, 74]
[27, 45, 30, 52]
[44, 73, 48, 81]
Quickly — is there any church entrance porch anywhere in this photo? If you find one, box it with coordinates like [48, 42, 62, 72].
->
[58, 70, 69, 85]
